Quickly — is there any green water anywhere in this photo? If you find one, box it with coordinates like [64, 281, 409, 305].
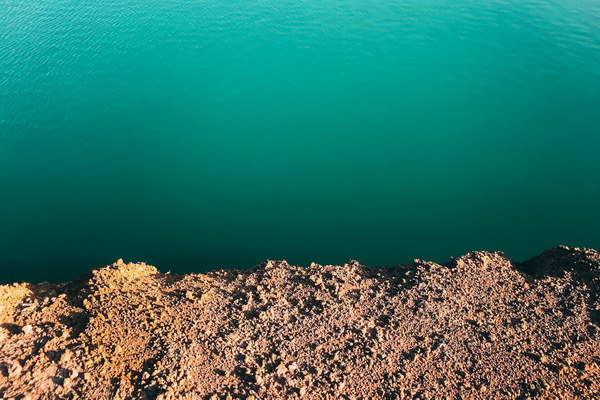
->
[1, 0, 599, 283]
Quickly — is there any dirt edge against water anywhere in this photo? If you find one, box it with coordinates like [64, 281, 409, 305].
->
[1, 246, 599, 399]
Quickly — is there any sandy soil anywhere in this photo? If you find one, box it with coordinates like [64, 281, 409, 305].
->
[1, 246, 599, 399]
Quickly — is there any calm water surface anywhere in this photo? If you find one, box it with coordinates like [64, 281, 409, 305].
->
[1, 0, 599, 283]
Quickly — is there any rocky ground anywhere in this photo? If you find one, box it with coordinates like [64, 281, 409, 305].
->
[1, 246, 599, 399]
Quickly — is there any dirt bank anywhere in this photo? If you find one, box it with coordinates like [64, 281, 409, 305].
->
[1, 246, 599, 399]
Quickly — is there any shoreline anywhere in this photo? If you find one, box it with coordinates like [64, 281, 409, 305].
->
[1, 246, 599, 399]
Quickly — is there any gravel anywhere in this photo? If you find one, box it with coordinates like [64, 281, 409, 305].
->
[1, 246, 599, 399]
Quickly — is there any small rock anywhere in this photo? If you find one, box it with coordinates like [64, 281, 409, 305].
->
[7, 361, 22, 377]
[276, 363, 288, 375]
[60, 351, 72, 363]
[21, 325, 33, 335]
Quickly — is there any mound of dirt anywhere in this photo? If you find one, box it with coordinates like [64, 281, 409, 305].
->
[1, 246, 599, 399]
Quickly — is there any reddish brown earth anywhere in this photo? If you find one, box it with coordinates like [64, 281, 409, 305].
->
[1, 246, 599, 400]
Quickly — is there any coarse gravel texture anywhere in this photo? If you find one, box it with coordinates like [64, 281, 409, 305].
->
[1, 245, 599, 399]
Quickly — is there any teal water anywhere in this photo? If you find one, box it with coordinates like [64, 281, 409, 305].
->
[1, 0, 599, 283]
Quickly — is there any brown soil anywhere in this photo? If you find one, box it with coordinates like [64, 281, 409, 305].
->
[1, 246, 599, 399]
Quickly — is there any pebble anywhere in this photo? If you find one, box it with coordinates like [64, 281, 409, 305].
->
[8, 362, 22, 377]
[276, 364, 288, 375]
[21, 325, 33, 335]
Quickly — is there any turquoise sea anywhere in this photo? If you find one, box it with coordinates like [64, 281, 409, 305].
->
[1, 0, 599, 283]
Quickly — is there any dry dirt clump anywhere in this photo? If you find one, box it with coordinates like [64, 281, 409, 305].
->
[1, 246, 599, 399]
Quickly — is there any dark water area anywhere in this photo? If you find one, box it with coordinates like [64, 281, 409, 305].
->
[1, 0, 599, 283]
